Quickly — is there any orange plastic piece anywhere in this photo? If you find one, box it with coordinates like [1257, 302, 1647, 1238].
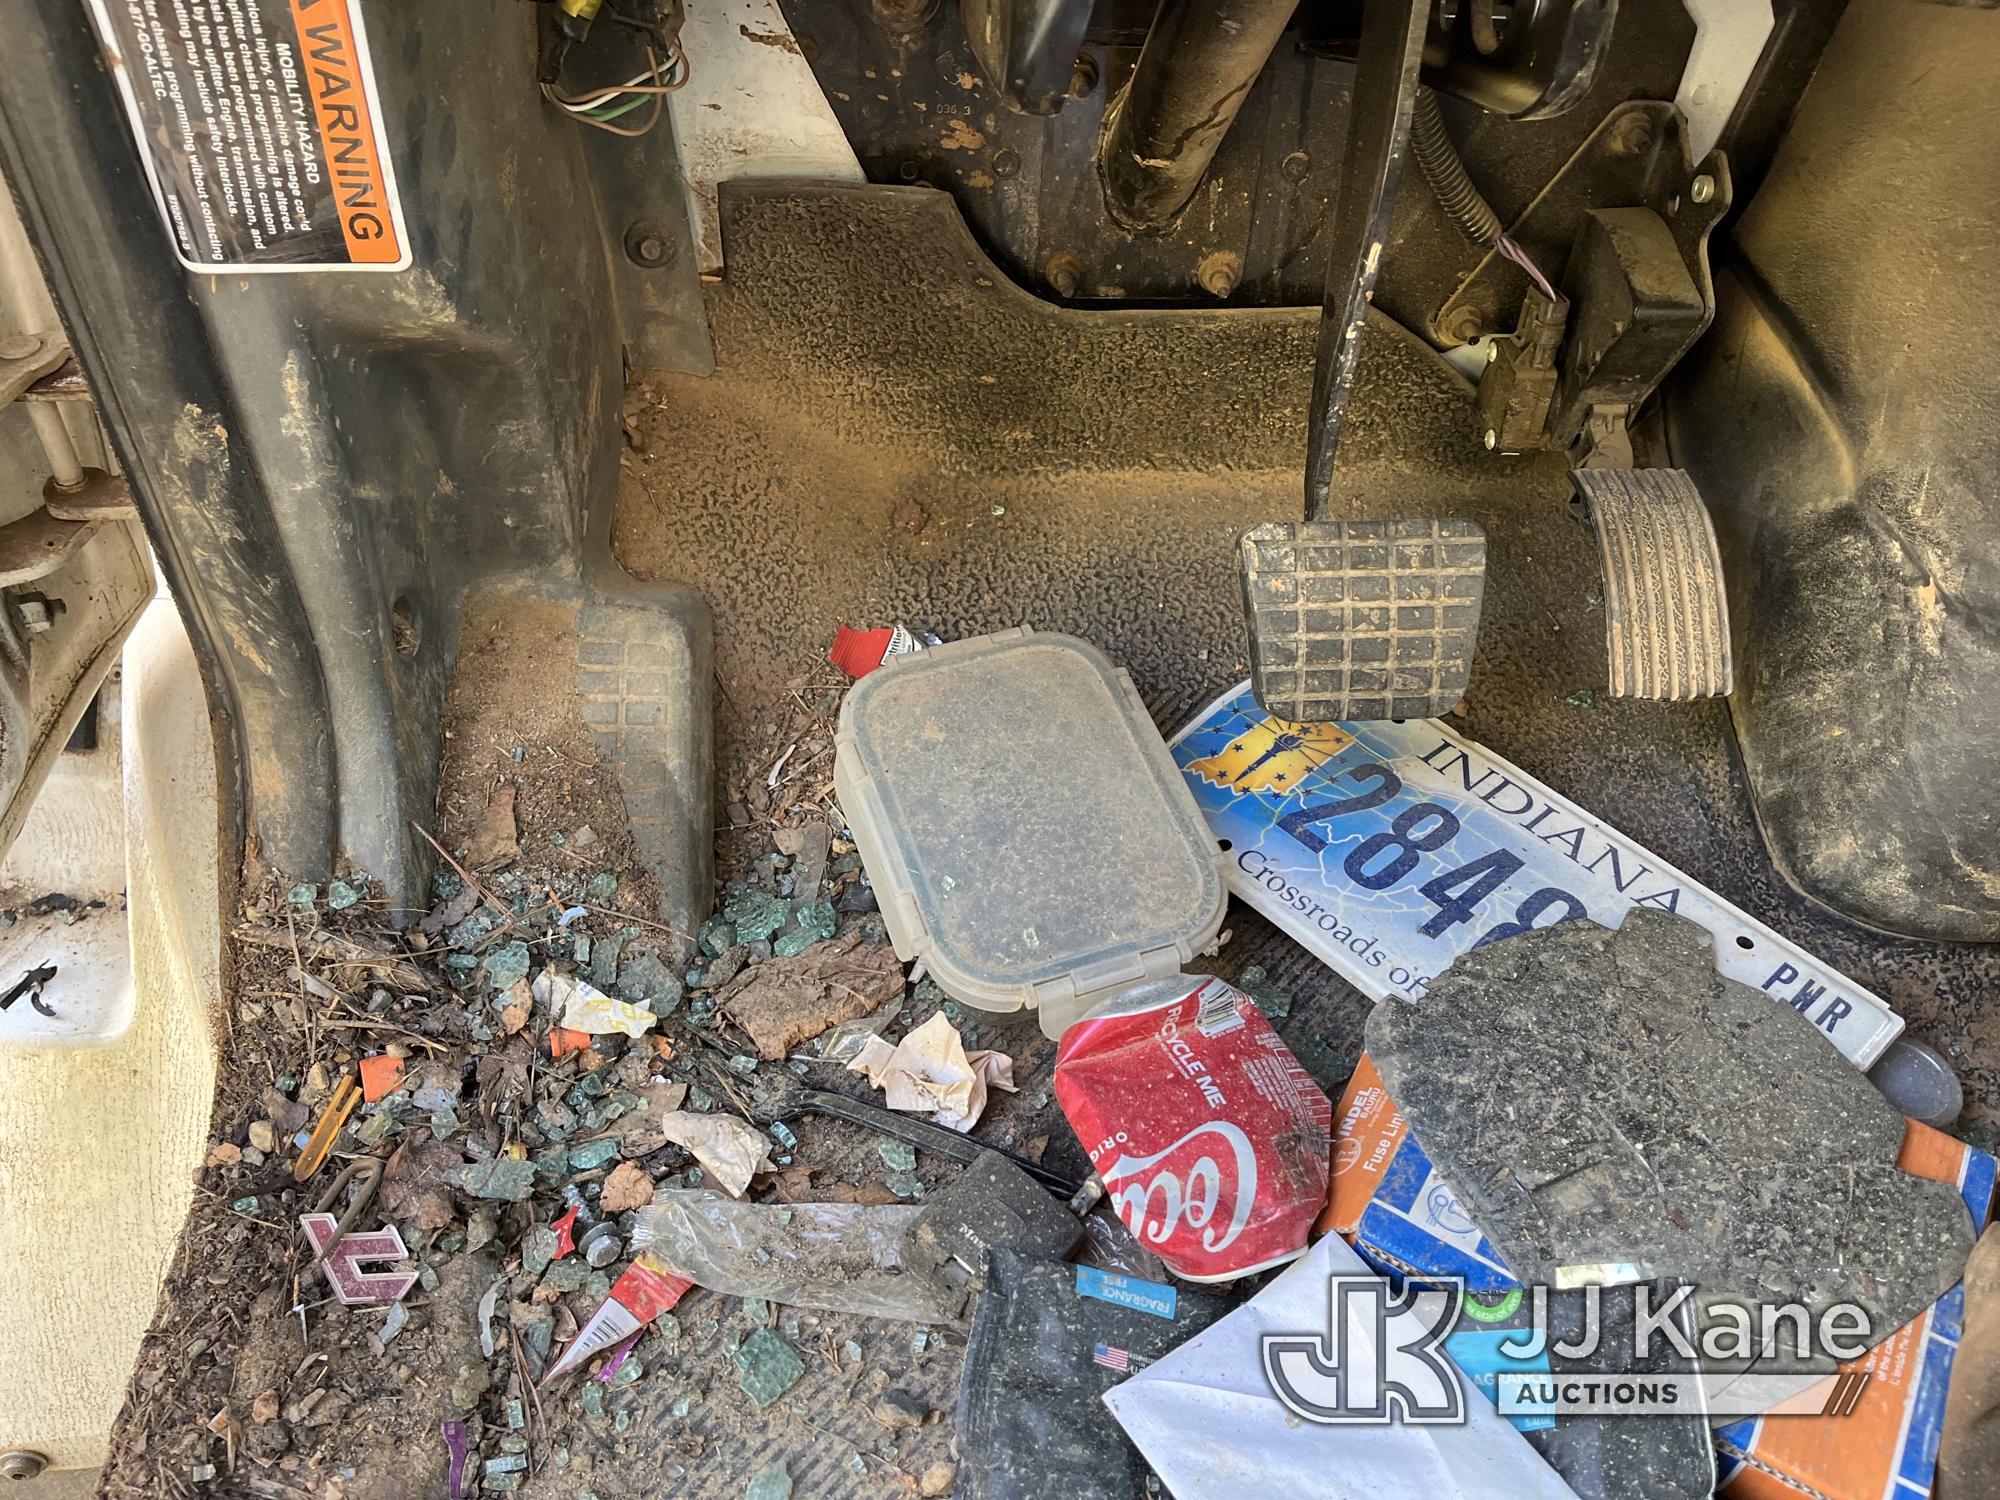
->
[358, 1054, 410, 1103]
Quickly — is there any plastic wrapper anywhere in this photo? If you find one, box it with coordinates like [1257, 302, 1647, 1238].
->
[1073, 1207, 1168, 1282]
[629, 1189, 960, 1325]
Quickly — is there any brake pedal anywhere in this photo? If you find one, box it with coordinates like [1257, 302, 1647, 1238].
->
[1569, 468, 1732, 700]
[1239, 518, 1488, 723]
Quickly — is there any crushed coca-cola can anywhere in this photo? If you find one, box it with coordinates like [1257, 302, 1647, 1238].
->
[1054, 975, 1333, 1282]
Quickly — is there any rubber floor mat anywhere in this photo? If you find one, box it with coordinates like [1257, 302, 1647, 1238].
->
[606, 181, 2000, 1495]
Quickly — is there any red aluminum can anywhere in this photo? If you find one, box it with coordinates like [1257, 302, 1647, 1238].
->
[1055, 976, 1334, 1282]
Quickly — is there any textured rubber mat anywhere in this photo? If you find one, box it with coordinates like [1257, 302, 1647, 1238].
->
[608, 180, 2000, 1497]
[573, 579, 712, 946]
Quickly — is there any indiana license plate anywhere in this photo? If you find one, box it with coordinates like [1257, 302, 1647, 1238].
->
[1171, 685, 1900, 1067]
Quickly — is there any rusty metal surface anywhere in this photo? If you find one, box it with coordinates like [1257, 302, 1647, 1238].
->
[0, 331, 68, 405]
[20, 358, 87, 402]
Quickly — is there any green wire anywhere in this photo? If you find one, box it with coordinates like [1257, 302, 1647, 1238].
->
[583, 94, 653, 124]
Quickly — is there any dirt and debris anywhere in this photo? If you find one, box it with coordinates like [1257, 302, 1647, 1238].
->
[95, 588, 2000, 1500]
[99, 602, 1035, 1499]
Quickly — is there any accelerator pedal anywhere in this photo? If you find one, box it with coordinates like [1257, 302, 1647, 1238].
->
[1569, 468, 1732, 700]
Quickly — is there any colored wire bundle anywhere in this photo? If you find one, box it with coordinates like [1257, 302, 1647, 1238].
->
[540, 43, 689, 137]
[1494, 233, 1559, 304]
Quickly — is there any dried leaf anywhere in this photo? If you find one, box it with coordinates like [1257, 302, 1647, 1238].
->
[380, 1138, 466, 1230]
[418, 883, 481, 937]
[498, 979, 532, 1036]
[464, 785, 520, 871]
[718, 929, 906, 1060]
[599, 1161, 655, 1213]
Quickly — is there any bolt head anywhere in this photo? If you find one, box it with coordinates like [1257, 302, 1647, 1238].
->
[622, 221, 674, 269]
[1445, 306, 1484, 344]
[1690, 173, 1715, 204]
[0, 1451, 49, 1481]
[0, 334, 39, 361]
[1609, 111, 1654, 156]
[1483, 429, 1498, 450]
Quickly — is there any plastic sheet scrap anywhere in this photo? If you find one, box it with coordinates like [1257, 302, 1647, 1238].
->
[630, 1188, 959, 1325]
[847, 1011, 1016, 1132]
[655, 1111, 775, 1197]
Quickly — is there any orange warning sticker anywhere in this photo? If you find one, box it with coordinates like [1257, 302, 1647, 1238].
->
[87, 0, 409, 273]
[288, 0, 402, 265]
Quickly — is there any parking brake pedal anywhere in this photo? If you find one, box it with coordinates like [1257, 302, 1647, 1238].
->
[1569, 468, 1731, 700]
[1240, 517, 1488, 723]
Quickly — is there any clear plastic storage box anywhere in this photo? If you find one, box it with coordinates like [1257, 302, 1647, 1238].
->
[834, 628, 1227, 1040]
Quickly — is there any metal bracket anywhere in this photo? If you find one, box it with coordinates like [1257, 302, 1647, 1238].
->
[0, 509, 96, 588]
[44, 468, 137, 523]
[1422, 0, 1622, 120]
[1306, 0, 1429, 514]
[960, 0, 1093, 116]
[19, 360, 88, 402]
[1432, 102, 1731, 350]
[0, 332, 68, 405]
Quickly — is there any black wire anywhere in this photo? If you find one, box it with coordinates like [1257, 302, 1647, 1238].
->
[1410, 89, 1502, 247]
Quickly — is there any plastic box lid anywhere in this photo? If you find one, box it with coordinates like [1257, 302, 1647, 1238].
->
[834, 628, 1226, 1040]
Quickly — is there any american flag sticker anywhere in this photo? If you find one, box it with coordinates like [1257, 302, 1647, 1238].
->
[1094, 1343, 1149, 1374]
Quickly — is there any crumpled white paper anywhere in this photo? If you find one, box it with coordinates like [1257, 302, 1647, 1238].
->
[1104, 1233, 1583, 1500]
[534, 970, 655, 1038]
[847, 1011, 1016, 1132]
[656, 1110, 775, 1197]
